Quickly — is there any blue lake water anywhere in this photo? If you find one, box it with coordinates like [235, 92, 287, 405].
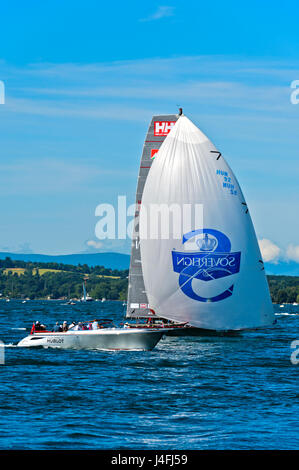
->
[0, 300, 298, 450]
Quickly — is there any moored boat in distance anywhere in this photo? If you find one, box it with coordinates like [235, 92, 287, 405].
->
[80, 280, 94, 302]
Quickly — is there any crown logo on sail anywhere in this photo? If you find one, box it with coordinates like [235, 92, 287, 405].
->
[172, 228, 241, 303]
[196, 233, 217, 252]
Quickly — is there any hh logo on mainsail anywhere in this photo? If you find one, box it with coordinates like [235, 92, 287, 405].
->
[150, 149, 159, 159]
[154, 121, 176, 136]
[172, 229, 241, 303]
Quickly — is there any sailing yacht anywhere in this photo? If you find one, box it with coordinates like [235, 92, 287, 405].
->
[126, 112, 275, 332]
[80, 281, 93, 302]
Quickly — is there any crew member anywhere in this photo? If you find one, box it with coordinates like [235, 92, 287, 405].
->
[35, 321, 46, 331]
[52, 322, 62, 332]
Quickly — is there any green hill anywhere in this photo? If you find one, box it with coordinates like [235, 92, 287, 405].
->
[0, 257, 128, 300]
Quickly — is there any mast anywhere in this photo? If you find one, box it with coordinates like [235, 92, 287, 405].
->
[126, 113, 179, 319]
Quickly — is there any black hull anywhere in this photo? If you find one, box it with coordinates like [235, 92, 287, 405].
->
[164, 327, 241, 337]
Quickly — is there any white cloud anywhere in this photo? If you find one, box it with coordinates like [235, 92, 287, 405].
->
[16, 242, 33, 254]
[0, 243, 33, 253]
[2, 56, 298, 125]
[258, 238, 281, 263]
[140, 6, 175, 22]
[0, 158, 104, 195]
[286, 244, 299, 263]
[0, 157, 135, 196]
[86, 240, 103, 250]
[85, 239, 130, 254]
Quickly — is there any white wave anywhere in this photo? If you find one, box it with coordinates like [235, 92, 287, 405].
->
[275, 312, 298, 316]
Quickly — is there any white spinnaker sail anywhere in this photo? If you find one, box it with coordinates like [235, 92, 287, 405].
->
[139, 116, 274, 330]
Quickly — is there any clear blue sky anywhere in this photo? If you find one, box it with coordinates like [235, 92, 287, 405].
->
[0, 1, 298, 264]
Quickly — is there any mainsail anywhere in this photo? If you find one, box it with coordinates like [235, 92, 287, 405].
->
[139, 115, 274, 330]
[126, 114, 179, 319]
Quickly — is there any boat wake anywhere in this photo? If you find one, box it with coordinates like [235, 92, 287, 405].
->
[275, 312, 299, 316]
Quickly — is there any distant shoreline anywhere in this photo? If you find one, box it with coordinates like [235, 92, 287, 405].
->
[0, 256, 298, 304]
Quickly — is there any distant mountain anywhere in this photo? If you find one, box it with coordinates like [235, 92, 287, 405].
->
[0, 252, 130, 270]
[265, 261, 299, 276]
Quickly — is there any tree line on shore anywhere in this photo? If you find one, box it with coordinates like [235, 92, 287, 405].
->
[0, 257, 298, 303]
[0, 257, 128, 301]
[267, 275, 299, 304]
